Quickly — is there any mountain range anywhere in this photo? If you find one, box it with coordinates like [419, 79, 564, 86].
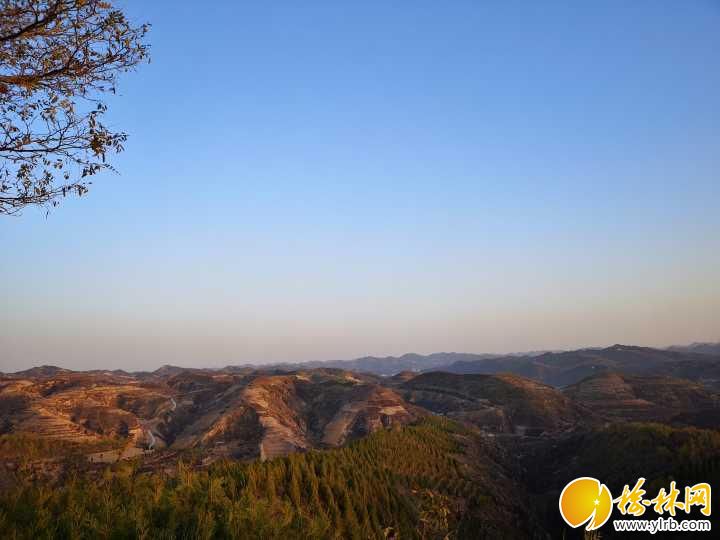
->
[8, 342, 718, 382]
[2, 344, 719, 459]
[2, 342, 719, 537]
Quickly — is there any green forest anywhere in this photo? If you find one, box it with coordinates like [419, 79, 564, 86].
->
[3, 419, 718, 539]
[524, 423, 720, 539]
[0, 418, 521, 540]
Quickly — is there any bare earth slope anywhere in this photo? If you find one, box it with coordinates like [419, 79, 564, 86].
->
[0, 368, 422, 463]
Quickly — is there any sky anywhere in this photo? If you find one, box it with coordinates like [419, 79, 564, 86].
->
[1, 0, 719, 372]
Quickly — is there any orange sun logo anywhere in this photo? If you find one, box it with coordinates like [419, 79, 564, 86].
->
[559, 477, 613, 531]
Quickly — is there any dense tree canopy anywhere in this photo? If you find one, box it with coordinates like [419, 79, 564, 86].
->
[0, 419, 529, 539]
[0, 0, 149, 215]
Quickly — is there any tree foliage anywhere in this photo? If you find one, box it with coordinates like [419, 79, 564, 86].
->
[523, 423, 720, 539]
[0, 0, 149, 215]
[0, 419, 510, 539]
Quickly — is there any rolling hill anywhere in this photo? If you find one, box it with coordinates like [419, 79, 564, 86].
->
[395, 371, 589, 435]
[563, 371, 720, 426]
[428, 344, 720, 387]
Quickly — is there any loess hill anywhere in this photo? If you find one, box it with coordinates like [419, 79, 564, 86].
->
[0, 368, 422, 463]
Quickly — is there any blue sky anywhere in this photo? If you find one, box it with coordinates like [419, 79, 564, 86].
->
[2, 1, 719, 371]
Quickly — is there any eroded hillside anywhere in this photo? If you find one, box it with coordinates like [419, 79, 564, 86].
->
[0, 368, 422, 463]
[563, 371, 720, 426]
[395, 371, 590, 435]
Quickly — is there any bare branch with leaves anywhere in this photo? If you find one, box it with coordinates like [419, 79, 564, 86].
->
[0, 0, 149, 215]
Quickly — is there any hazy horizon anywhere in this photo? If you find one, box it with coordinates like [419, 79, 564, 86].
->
[2, 1, 719, 373]
[2, 338, 718, 373]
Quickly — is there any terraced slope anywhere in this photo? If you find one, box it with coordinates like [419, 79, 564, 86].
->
[166, 370, 422, 460]
[398, 371, 588, 435]
[564, 371, 720, 426]
[0, 374, 173, 450]
[0, 369, 422, 463]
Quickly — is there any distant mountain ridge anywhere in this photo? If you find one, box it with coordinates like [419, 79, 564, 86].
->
[251, 352, 501, 377]
[5, 342, 719, 383]
[7, 365, 70, 378]
[668, 341, 720, 355]
[427, 344, 720, 387]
